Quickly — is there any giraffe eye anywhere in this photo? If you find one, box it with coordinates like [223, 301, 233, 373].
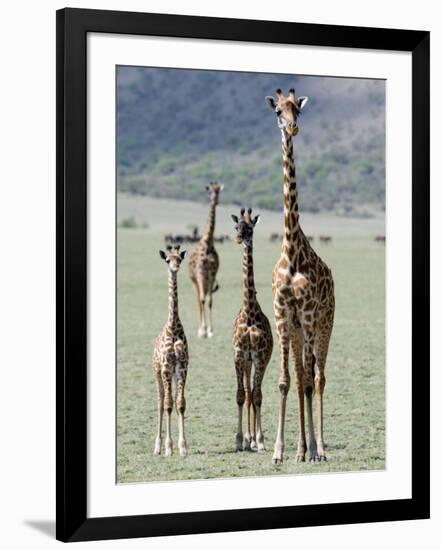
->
[276, 110, 282, 116]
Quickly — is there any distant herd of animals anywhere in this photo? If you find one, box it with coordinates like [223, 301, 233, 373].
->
[270, 234, 385, 243]
[150, 88, 380, 464]
[166, 231, 385, 246]
[166, 229, 385, 246]
[164, 227, 231, 245]
[270, 233, 332, 243]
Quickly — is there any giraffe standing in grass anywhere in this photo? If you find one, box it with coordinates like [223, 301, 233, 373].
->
[189, 182, 223, 338]
[265, 88, 335, 464]
[152, 245, 189, 457]
[231, 208, 273, 452]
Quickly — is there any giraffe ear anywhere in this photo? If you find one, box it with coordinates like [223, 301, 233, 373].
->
[252, 215, 260, 226]
[231, 214, 239, 223]
[265, 96, 276, 110]
[179, 250, 188, 260]
[159, 250, 167, 260]
[297, 96, 308, 111]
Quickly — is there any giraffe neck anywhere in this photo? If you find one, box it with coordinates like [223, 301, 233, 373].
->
[167, 270, 179, 326]
[281, 131, 301, 254]
[203, 198, 217, 243]
[242, 241, 257, 312]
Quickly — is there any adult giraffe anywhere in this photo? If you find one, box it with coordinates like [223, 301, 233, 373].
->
[266, 88, 335, 464]
[189, 182, 223, 338]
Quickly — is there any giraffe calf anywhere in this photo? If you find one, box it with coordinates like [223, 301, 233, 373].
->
[231, 209, 273, 452]
[152, 245, 189, 457]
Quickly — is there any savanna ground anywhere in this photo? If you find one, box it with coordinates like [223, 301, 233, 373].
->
[117, 195, 385, 483]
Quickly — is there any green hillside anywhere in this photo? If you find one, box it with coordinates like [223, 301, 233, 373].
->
[117, 67, 385, 216]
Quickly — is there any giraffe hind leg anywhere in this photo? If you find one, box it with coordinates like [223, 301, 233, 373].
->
[197, 280, 208, 338]
[191, 279, 205, 338]
[207, 291, 214, 338]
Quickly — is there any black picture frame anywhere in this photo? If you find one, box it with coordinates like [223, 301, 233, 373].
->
[56, 7, 430, 543]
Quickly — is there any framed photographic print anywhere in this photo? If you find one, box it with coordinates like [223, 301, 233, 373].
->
[56, 7, 430, 542]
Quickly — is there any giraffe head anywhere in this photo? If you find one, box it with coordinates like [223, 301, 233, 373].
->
[231, 208, 260, 246]
[265, 88, 308, 137]
[206, 181, 224, 205]
[159, 245, 187, 273]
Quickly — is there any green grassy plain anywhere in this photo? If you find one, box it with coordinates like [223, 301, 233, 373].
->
[117, 196, 385, 483]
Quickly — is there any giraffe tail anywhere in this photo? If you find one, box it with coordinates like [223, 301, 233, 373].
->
[174, 339, 185, 356]
[212, 281, 220, 293]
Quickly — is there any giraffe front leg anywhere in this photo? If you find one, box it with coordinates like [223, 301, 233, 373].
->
[273, 325, 291, 464]
[234, 359, 246, 451]
[303, 331, 319, 462]
[252, 374, 265, 452]
[176, 382, 187, 457]
[162, 371, 174, 456]
[174, 355, 188, 457]
[243, 368, 253, 451]
[153, 369, 164, 455]
[291, 331, 307, 462]
[312, 322, 333, 461]
[314, 322, 332, 461]
[314, 370, 326, 461]
[165, 409, 173, 457]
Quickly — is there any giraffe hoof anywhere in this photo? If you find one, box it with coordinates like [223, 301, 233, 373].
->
[165, 445, 173, 457]
[207, 329, 214, 338]
[153, 440, 162, 455]
[250, 439, 258, 451]
[295, 453, 306, 463]
[309, 453, 323, 463]
[197, 328, 207, 338]
[272, 445, 284, 464]
[235, 434, 244, 451]
[243, 437, 252, 451]
[179, 446, 188, 457]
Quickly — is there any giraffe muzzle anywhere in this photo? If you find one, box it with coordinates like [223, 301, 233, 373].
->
[287, 126, 299, 137]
